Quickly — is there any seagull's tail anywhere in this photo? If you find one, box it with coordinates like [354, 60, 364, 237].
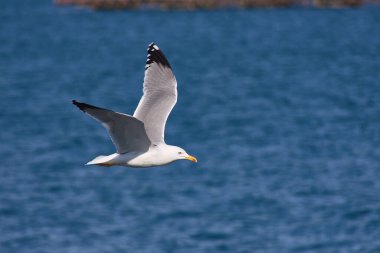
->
[86, 155, 112, 166]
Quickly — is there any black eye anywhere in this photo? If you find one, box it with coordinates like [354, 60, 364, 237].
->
[178, 152, 182, 154]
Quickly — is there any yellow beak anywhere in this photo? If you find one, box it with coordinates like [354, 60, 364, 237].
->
[185, 155, 198, 163]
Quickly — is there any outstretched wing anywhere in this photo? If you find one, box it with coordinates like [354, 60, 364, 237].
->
[73, 100, 151, 154]
[133, 43, 177, 144]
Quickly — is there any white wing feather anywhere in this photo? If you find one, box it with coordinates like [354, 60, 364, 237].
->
[133, 43, 177, 144]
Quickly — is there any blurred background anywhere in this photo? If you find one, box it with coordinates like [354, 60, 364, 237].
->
[1, 1, 380, 252]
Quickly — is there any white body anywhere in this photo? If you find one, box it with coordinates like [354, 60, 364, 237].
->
[86, 145, 192, 167]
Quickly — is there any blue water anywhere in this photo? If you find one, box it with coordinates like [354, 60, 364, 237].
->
[2, 1, 380, 252]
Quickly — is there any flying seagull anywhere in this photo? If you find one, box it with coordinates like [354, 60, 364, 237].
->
[72, 43, 197, 167]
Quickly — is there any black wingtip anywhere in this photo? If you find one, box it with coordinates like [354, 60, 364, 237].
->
[72, 99, 86, 112]
[72, 100, 107, 113]
[145, 43, 172, 70]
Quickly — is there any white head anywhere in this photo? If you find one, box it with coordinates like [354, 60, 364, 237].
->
[163, 145, 197, 163]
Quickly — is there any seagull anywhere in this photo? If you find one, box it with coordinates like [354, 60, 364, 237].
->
[72, 43, 197, 167]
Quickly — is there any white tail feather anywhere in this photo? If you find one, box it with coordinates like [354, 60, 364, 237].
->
[86, 155, 111, 165]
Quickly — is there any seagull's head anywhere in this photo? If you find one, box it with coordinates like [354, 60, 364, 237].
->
[167, 145, 197, 163]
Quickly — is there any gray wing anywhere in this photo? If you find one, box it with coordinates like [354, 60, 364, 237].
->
[73, 100, 151, 154]
[133, 43, 177, 144]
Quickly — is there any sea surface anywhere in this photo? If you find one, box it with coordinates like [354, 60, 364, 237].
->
[1, 1, 380, 252]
